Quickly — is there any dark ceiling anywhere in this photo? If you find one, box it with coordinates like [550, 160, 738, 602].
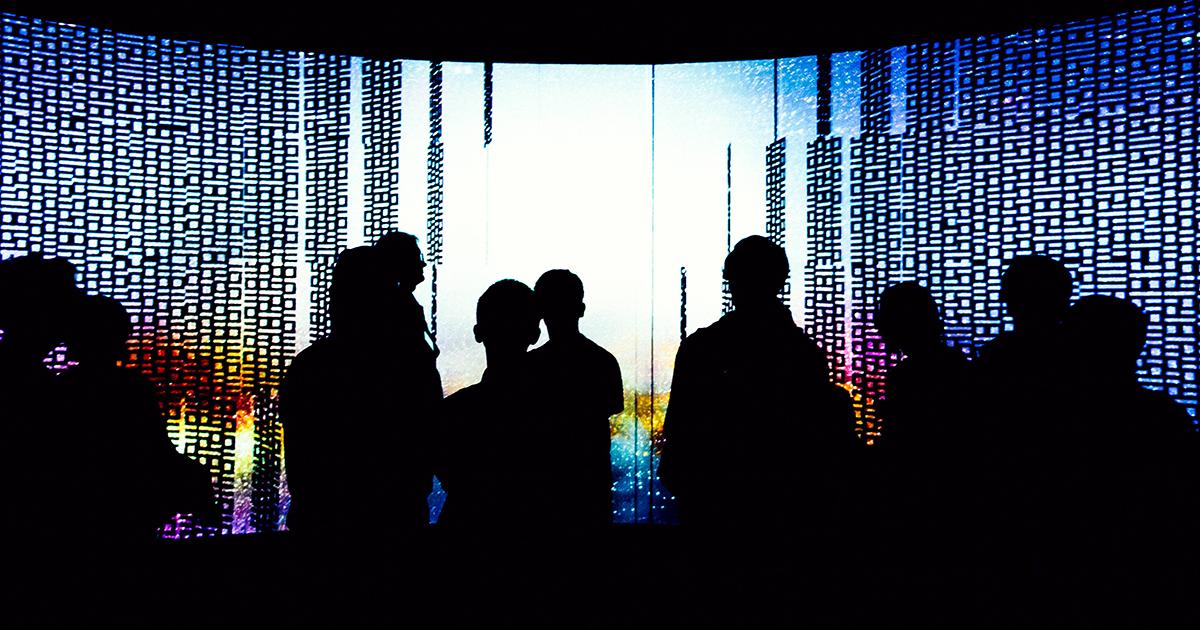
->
[0, 0, 1182, 63]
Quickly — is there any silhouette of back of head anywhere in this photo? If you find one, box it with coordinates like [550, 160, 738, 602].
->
[534, 269, 585, 334]
[1063, 295, 1147, 384]
[724, 236, 789, 308]
[876, 281, 943, 355]
[329, 246, 390, 337]
[0, 254, 79, 364]
[1000, 254, 1073, 332]
[375, 231, 426, 292]
[474, 279, 539, 356]
[66, 294, 132, 368]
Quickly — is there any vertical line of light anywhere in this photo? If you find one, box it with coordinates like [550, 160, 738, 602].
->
[839, 55, 858, 386]
[232, 52, 254, 535]
[648, 64, 656, 522]
[727, 144, 732, 256]
[346, 57, 366, 247]
[774, 58, 780, 140]
[680, 267, 687, 341]
[484, 63, 492, 264]
[724, 143, 732, 315]
[295, 52, 311, 351]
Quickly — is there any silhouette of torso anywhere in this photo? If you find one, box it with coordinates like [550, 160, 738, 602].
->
[58, 365, 214, 540]
[280, 334, 441, 533]
[526, 333, 623, 525]
[972, 329, 1070, 525]
[437, 365, 540, 527]
[1, 352, 63, 539]
[879, 345, 969, 455]
[659, 303, 854, 527]
[875, 345, 972, 537]
[1068, 384, 1196, 538]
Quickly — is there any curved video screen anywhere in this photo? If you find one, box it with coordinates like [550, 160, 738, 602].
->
[1, 3, 1196, 535]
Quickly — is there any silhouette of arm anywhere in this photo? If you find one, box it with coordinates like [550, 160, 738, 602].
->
[129, 373, 217, 527]
[604, 352, 624, 418]
[659, 338, 697, 500]
[433, 396, 456, 494]
[278, 351, 319, 529]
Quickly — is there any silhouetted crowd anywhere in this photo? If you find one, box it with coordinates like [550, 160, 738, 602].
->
[2, 233, 1196, 623]
[0, 256, 218, 552]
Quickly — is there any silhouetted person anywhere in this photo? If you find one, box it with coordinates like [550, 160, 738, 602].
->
[875, 282, 969, 453]
[1062, 296, 1195, 540]
[0, 254, 79, 543]
[376, 231, 440, 362]
[972, 255, 1075, 521]
[969, 255, 1078, 622]
[974, 253, 1074, 419]
[59, 294, 217, 541]
[659, 236, 855, 528]
[1053, 296, 1197, 623]
[279, 246, 442, 535]
[526, 270, 623, 526]
[874, 282, 972, 519]
[872, 281, 974, 624]
[436, 280, 542, 526]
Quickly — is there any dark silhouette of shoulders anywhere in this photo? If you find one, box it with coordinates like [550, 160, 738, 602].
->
[280, 245, 440, 534]
[660, 237, 851, 527]
[436, 279, 541, 528]
[60, 293, 217, 540]
[529, 335, 623, 416]
[437, 368, 535, 526]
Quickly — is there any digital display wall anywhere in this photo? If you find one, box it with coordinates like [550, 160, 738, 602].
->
[1, 3, 1196, 534]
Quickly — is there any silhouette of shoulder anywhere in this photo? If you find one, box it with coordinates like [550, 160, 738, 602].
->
[442, 381, 490, 418]
[1115, 387, 1195, 444]
[529, 334, 622, 415]
[975, 331, 1022, 365]
[678, 309, 828, 384]
[887, 345, 968, 392]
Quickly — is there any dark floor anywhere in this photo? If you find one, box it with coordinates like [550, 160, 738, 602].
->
[10, 526, 1197, 628]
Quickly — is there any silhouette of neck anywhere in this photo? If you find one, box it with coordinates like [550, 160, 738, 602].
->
[545, 319, 581, 341]
[732, 295, 787, 318]
[483, 343, 526, 375]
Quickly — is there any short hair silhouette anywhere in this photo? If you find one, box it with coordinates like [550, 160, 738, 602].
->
[0, 254, 79, 355]
[534, 269, 585, 320]
[875, 281, 943, 353]
[67, 294, 132, 366]
[474, 279, 539, 346]
[375, 230, 425, 290]
[723, 236, 789, 301]
[376, 230, 419, 251]
[1064, 295, 1148, 371]
[999, 254, 1073, 328]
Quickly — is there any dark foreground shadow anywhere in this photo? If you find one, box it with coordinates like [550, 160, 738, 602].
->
[9, 526, 1197, 628]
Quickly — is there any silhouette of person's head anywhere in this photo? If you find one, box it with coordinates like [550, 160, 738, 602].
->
[65, 294, 132, 369]
[1063, 295, 1148, 385]
[474, 280, 540, 362]
[723, 236, 788, 310]
[1000, 255, 1073, 333]
[375, 231, 426, 293]
[0, 254, 79, 365]
[330, 246, 391, 338]
[876, 281, 943, 356]
[534, 269, 585, 337]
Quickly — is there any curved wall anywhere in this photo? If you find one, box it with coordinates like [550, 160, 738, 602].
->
[0, 3, 1196, 534]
